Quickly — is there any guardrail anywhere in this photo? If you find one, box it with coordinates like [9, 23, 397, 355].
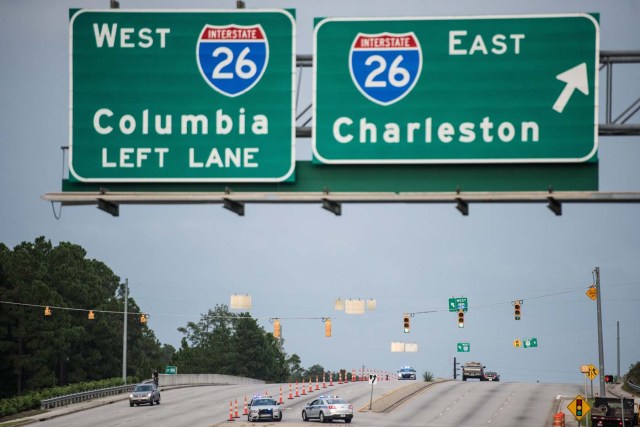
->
[40, 384, 134, 409]
[627, 378, 640, 393]
[39, 374, 265, 410]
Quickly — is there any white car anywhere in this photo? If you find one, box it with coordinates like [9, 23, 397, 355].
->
[248, 396, 282, 422]
[302, 395, 353, 423]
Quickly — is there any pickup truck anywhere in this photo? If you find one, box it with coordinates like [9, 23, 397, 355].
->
[462, 362, 485, 381]
[590, 396, 638, 427]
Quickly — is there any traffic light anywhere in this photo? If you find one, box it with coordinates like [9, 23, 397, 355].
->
[458, 310, 464, 328]
[514, 300, 521, 320]
[44, 306, 52, 316]
[273, 319, 281, 338]
[604, 374, 614, 383]
[403, 314, 410, 333]
[575, 398, 583, 417]
[88, 310, 95, 320]
[325, 319, 332, 337]
[140, 313, 147, 323]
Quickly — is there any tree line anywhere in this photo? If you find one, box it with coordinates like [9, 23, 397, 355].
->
[0, 237, 320, 400]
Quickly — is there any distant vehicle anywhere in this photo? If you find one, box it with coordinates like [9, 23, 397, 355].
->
[462, 362, 486, 381]
[590, 396, 637, 427]
[247, 396, 282, 422]
[484, 371, 500, 381]
[302, 395, 353, 423]
[129, 382, 160, 406]
[398, 366, 417, 380]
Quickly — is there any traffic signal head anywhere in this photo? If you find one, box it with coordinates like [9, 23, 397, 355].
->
[514, 302, 521, 320]
[576, 398, 583, 416]
[403, 314, 410, 333]
[458, 310, 464, 328]
[604, 374, 614, 383]
[44, 306, 52, 316]
[273, 319, 281, 338]
[88, 310, 95, 320]
[325, 319, 332, 337]
[140, 313, 147, 323]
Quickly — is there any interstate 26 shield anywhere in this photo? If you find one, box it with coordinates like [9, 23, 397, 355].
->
[197, 24, 269, 97]
[349, 32, 422, 106]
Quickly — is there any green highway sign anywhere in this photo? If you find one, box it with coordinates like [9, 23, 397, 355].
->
[523, 337, 538, 348]
[165, 365, 177, 374]
[69, 9, 296, 182]
[449, 297, 468, 312]
[313, 14, 599, 164]
[457, 342, 471, 352]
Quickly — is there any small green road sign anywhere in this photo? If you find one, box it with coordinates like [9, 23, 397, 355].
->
[449, 297, 468, 312]
[165, 365, 177, 374]
[523, 337, 538, 348]
[69, 9, 296, 183]
[313, 14, 598, 164]
[457, 342, 471, 352]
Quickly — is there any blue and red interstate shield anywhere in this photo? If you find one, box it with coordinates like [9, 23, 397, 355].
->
[196, 24, 269, 97]
[349, 32, 422, 106]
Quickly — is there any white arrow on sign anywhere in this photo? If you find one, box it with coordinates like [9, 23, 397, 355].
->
[553, 63, 589, 113]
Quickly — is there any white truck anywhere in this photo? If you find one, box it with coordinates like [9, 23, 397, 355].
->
[462, 362, 486, 381]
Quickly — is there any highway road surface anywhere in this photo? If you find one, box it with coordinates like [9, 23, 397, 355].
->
[34, 379, 583, 427]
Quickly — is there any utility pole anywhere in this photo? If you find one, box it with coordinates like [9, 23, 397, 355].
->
[595, 267, 606, 397]
[122, 278, 128, 383]
[617, 321, 620, 381]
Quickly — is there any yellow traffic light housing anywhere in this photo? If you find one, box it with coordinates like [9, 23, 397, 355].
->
[514, 300, 522, 320]
[458, 310, 464, 328]
[273, 319, 281, 338]
[403, 314, 410, 333]
[325, 319, 332, 337]
[44, 306, 52, 316]
[88, 310, 95, 320]
[140, 313, 148, 323]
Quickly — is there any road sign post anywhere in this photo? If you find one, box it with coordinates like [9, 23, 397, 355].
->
[368, 374, 377, 410]
[314, 14, 598, 165]
[70, 9, 296, 183]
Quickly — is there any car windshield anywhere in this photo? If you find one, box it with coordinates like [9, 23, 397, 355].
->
[326, 399, 347, 404]
[134, 384, 152, 392]
[401, 368, 414, 372]
[254, 399, 277, 406]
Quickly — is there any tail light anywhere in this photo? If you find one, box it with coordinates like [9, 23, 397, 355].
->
[348, 405, 353, 409]
[328, 405, 336, 409]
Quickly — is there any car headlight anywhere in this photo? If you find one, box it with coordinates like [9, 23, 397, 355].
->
[251, 409, 258, 414]
[147, 393, 152, 398]
[129, 394, 133, 399]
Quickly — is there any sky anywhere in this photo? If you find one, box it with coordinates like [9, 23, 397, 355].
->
[1, 0, 639, 385]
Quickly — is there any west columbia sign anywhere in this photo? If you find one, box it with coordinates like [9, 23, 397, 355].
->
[68, 11, 598, 184]
[313, 14, 599, 164]
[69, 9, 296, 182]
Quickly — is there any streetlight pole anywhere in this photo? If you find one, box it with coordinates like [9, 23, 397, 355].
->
[122, 278, 128, 383]
[595, 267, 606, 397]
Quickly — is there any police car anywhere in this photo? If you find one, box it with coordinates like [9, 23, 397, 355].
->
[247, 395, 282, 422]
[301, 395, 353, 423]
[398, 366, 417, 380]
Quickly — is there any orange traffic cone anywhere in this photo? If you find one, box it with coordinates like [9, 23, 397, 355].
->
[243, 396, 248, 415]
[229, 401, 234, 422]
[308, 378, 313, 393]
[288, 383, 294, 400]
[339, 371, 343, 384]
[295, 380, 300, 397]
[316, 375, 320, 390]
[234, 399, 240, 418]
[322, 373, 327, 389]
[302, 381, 307, 395]
[279, 386, 283, 404]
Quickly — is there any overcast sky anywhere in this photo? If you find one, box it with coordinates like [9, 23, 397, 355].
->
[1, 0, 639, 384]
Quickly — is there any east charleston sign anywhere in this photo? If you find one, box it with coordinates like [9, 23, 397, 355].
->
[313, 15, 599, 164]
[69, 10, 295, 182]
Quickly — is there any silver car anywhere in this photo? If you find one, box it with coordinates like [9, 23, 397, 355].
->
[248, 396, 282, 422]
[129, 382, 160, 406]
[302, 396, 353, 423]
